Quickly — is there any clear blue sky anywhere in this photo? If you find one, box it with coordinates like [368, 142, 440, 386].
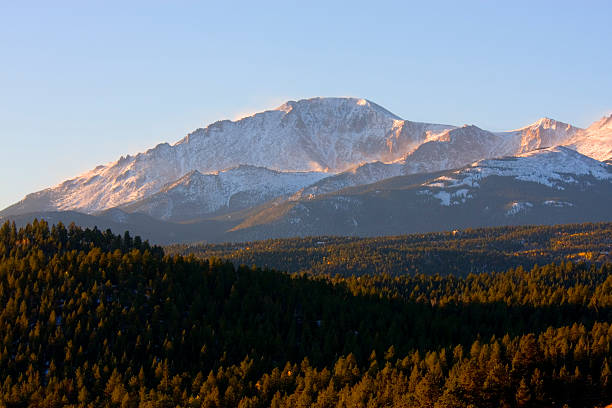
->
[1, 1, 611, 210]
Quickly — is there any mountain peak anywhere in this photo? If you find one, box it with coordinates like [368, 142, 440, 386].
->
[535, 117, 554, 126]
[275, 97, 402, 120]
[527, 117, 571, 130]
[459, 124, 481, 130]
[436, 124, 487, 141]
[565, 113, 612, 162]
[506, 117, 580, 154]
[507, 117, 573, 133]
[163, 170, 207, 191]
[587, 113, 612, 131]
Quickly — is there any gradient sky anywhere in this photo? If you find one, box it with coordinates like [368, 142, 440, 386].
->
[1, 1, 611, 210]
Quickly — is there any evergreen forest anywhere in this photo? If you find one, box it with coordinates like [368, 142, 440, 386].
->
[166, 223, 612, 277]
[0, 220, 611, 407]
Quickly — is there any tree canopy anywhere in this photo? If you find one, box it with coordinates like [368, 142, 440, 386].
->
[0, 220, 610, 407]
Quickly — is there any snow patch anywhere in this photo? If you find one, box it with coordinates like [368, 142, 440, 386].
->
[429, 146, 612, 190]
[433, 191, 451, 206]
[506, 201, 533, 216]
[543, 200, 574, 208]
[429, 188, 473, 206]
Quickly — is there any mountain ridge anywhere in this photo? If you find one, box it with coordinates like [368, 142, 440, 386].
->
[222, 147, 612, 241]
[2, 97, 611, 235]
[4, 146, 610, 244]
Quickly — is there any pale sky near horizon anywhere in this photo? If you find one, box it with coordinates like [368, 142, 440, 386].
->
[1, 1, 611, 210]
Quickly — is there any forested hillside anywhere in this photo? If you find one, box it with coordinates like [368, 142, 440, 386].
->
[0, 220, 611, 407]
[167, 222, 612, 277]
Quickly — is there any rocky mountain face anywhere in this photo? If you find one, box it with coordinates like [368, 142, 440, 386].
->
[120, 166, 328, 221]
[225, 147, 612, 241]
[509, 117, 580, 154]
[565, 114, 612, 161]
[293, 119, 590, 200]
[291, 162, 404, 200]
[2, 98, 611, 244]
[417, 146, 612, 205]
[175, 98, 454, 172]
[1, 98, 453, 216]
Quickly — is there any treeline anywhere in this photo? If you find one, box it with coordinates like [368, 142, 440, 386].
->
[0, 220, 610, 406]
[333, 262, 612, 309]
[167, 222, 612, 277]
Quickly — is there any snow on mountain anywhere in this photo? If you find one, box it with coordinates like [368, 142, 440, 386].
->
[291, 125, 510, 200]
[292, 121, 582, 200]
[401, 117, 586, 174]
[401, 125, 511, 174]
[226, 146, 612, 240]
[1, 97, 454, 216]
[174, 97, 453, 172]
[291, 161, 404, 200]
[121, 165, 328, 221]
[502, 117, 581, 154]
[564, 114, 612, 161]
[2, 97, 611, 222]
[420, 146, 612, 206]
[505, 201, 533, 216]
[406, 117, 581, 173]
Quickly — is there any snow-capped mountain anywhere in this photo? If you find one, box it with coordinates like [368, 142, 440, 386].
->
[3, 146, 611, 244]
[506, 117, 580, 154]
[175, 97, 454, 173]
[401, 118, 584, 174]
[2, 97, 611, 235]
[565, 114, 612, 161]
[225, 147, 612, 241]
[1, 97, 453, 216]
[120, 165, 327, 221]
[401, 125, 510, 173]
[418, 146, 612, 206]
[293, 119, 584, 200]
[291, 161, 404, 200]
[291, 123, 508, 201]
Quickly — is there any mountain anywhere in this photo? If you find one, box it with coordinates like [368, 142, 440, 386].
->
[120, 165, 327, 221]
[420, 145, 612, 192]
[2, 97, 611, 244]
[565, 114, 612, 161]
[1, 97, 454, 217]
[401, 125, 510, 173]
[224, 147, 612, 241]
[294, 120, 584, 200]
[507, 117, 581, 153]
[5, 148, 610, 244]
[291, 161, 404, 200]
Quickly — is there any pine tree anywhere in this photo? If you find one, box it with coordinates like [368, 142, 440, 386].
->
[515, 378, 531, 407]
